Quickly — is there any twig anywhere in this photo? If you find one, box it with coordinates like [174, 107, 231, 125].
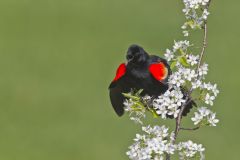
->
[180, 126, 200, 131]
[196, 23, 208, 75]
[196, 0, 212, 76]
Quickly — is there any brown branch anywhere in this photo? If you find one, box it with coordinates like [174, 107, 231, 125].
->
[180, 126, 200, 131]
[196, 0, 212, 76]
[166, 1, 212, 160]
[173, 98, 192, 143]
[197, 23, 207, 70]
[196, 23, 208, 76]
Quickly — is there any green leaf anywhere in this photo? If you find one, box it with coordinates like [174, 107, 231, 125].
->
[179, 49, 185, 55]
[122, 93, 140, 101]
[135, 102, 145, 109]
[196, 24, 202, 29]
[131, 104, 143, 111]
[170, 61, 177, 70]
[179, 57, 190, 67]
[136, 89, 144, 96]
[149, 108, 159, 118]
[186, 20, 194, 28]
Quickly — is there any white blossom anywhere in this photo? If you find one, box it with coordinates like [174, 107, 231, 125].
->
[173, 40, 190, 52]
[191, 112, 203, 125]
[164, 49, 174, 61]
[191, 107, 219, 126]
[182, 0, 210, 30]
[178, 140, 205, 160]
[169, 66, 197, 85]
[187, 54, 199, 66]
[203, 82, 219, 96]
[168, 107, 180, 118]
[183, 30, 189, 37]
[153, 87, 186, 119]
[208, 113, 219, 126]
[183, 0, 209, 10]
[165, 143, 176, 154]
[203, 82, 212, 90]
[181, 68, 197, 81]
[168, 72, 185, 87]
[205, 93, 215, 106]
[181, 24, 187, 30]
[192, 79, 202, 89]
[198, 106, 211, 116]
[202, 9, 210, 20]
[211, 84, 220, 96]
[142, 95, 151, 101]
[198, 63, 208, 76]
[142, 125, 169, 137]
[155, 106, 168, 119]
[127, 125, 177, 160]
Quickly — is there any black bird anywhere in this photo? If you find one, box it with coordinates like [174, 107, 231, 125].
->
[108, 44, 194, 117]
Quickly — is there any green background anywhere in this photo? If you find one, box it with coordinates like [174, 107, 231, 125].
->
[0, 0, 238, 159]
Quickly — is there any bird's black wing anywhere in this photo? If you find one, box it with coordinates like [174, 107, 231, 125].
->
[149, 55, 172, 80]
[109, 76, 131, 116]
[181, 87, 197, 116]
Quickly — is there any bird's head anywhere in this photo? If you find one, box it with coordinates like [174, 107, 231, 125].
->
[126, 44, 149, 65]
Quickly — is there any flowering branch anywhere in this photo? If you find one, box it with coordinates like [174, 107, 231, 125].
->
[124, 1, 219, 160]
[169, 1, 212, 159]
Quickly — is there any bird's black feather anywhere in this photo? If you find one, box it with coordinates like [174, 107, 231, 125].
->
[109, 44, 195, 117]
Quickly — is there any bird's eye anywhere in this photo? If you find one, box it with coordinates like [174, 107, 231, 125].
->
[127, 55, 133, 60]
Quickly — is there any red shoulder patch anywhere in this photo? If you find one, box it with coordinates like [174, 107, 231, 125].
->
[113, 63, 126, 82]
[149, 63, 168, 81]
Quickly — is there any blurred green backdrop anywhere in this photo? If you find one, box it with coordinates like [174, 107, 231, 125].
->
[0, 0, 239, 159]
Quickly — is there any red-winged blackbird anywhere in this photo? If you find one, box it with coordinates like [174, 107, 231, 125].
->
[109, 44, 194, 117]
